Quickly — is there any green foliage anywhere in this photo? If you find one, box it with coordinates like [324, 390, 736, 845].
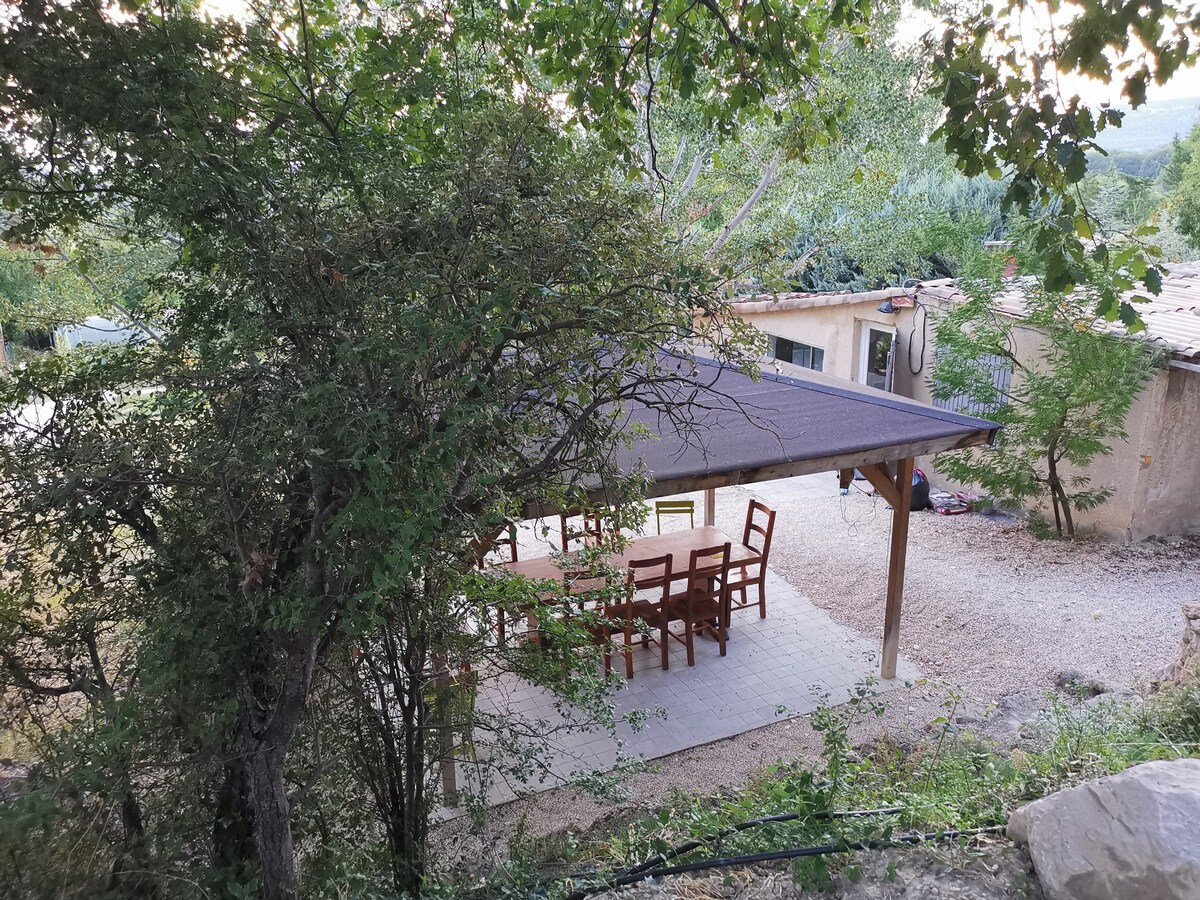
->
[1071, 122, 1200, 262]
[1162, 131, 1197, 192]
[643, 7, 1008, 294]
[1085, 145, 1174, 181]
[784, 172, 1004, 291]
[0, 231, 167, 361]
[0, 1, 770, 895]
[1170, 125, 1200, 249]
[931, 0, 1199, 314]
[1072, 122, 1200, 262]
[930, 268, 1160, 537]
[1079, 172, 1163, 237]
[1, 0, 1197, 896]
[1146, 679, 1200, 749]
[559, 685, 1198, 897]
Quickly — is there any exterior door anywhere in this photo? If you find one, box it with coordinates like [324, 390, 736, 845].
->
[859, 326, 895, 391]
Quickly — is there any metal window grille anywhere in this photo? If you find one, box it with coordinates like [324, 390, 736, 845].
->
[932, 350, 1010, 448]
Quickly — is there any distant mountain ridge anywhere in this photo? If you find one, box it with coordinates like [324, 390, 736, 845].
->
[1095, 96, 1200, 153]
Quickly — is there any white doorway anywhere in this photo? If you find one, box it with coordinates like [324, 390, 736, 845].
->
[858, 325, 895, 391]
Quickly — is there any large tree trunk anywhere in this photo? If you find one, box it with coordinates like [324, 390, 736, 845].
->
[249, 744, 297, 900]
[213, 753, 258, 886]
[241, 637, 320, 900]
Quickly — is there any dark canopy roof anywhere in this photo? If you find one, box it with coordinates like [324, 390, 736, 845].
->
[619, 357, 998, 498]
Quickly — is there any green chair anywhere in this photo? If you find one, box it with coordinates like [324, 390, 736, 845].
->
[655, 499, 695, 534]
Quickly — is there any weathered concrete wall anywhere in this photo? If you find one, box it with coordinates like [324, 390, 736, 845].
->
[733, 300, 914, 382]
[893, 300, 1191, 541]
[1127, 365, 1200, 539]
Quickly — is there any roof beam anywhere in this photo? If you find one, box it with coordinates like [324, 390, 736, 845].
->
[517, 426, 993, 519]
[857, 463, 902, 508]
[634, 427, 993, 501]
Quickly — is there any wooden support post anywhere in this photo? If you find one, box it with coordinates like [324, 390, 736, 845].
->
[703, 487, 716, 526]
[838, 468, 854, 491]
[431, 652, 459, 806]
[858, 463, 902, 508]
[881, 457, 914, 679]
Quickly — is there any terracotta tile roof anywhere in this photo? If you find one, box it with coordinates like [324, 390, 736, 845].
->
[730, 286, 915, 313]
[915, 264, 1200, 361]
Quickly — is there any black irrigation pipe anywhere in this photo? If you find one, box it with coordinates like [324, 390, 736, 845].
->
[563, 824, 1007, 900]
[559, 805, 903, 900]
[623, 805, 906, 878]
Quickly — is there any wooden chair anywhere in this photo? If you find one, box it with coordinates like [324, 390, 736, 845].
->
[727, 500, 776, 623]
[473, 522, 518, 569]
[613, 554, 674, 676]
[558, 511, 604, 551]
[556, 565, 616, 665]
[490, 522, 519, 564]
[471, 523, 519, 642]
[422, 651, 479, 806]
[665, 543, 731, 666]
[654, 499, 695, 534]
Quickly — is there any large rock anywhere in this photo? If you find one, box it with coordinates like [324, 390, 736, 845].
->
[1008, 759, 1200, 900]
[973, 691, 1048, 749]
[1167, 600, 1200, 686]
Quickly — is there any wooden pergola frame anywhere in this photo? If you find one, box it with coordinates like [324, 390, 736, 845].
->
[526, 360, 997, 682]
[637, 431, 989, 680]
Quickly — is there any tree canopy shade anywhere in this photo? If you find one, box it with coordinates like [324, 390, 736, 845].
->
[930, 1, 1199, 323]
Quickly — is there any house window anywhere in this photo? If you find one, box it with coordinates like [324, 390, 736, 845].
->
[767, 334, 824, 372]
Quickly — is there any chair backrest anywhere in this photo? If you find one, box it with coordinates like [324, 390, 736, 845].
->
[686, 542, 732, 605]
[654, 499, 695, 534]
[558, 510, 603, 552]
[742, 500, 777, 563]
[492, 523, 519, 563]
[627, 553, 673, 593]
[560, 566, 607, 613]
[622, 553, 673, 633]
[472, 522, 519, 569]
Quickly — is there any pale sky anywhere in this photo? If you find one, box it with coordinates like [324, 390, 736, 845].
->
[893, 3, 1198, 107]
[197, 0, 1196, 107]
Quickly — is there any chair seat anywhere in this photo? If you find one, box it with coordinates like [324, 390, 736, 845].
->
[601, 598, 665, 631]
[666, 591, 723, 622]
[727, 559, 762, 589]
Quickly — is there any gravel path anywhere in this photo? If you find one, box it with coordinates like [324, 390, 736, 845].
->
[435, 479, 1200, 873]
[747, 483, 1200, 699]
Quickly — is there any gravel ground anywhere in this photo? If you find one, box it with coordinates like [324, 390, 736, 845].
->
[435, 481, 1200, 873]
[749, 484, 1200, 700]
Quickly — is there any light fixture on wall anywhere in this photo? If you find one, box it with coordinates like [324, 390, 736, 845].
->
[877, 299, 896, 314]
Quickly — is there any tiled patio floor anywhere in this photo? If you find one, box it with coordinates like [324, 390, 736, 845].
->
[454, 552, 918, 809]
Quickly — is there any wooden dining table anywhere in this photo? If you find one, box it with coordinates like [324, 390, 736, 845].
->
[494, 525, 756, 587]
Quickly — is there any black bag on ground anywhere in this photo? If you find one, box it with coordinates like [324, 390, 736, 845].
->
[911, 468, 932, 511]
